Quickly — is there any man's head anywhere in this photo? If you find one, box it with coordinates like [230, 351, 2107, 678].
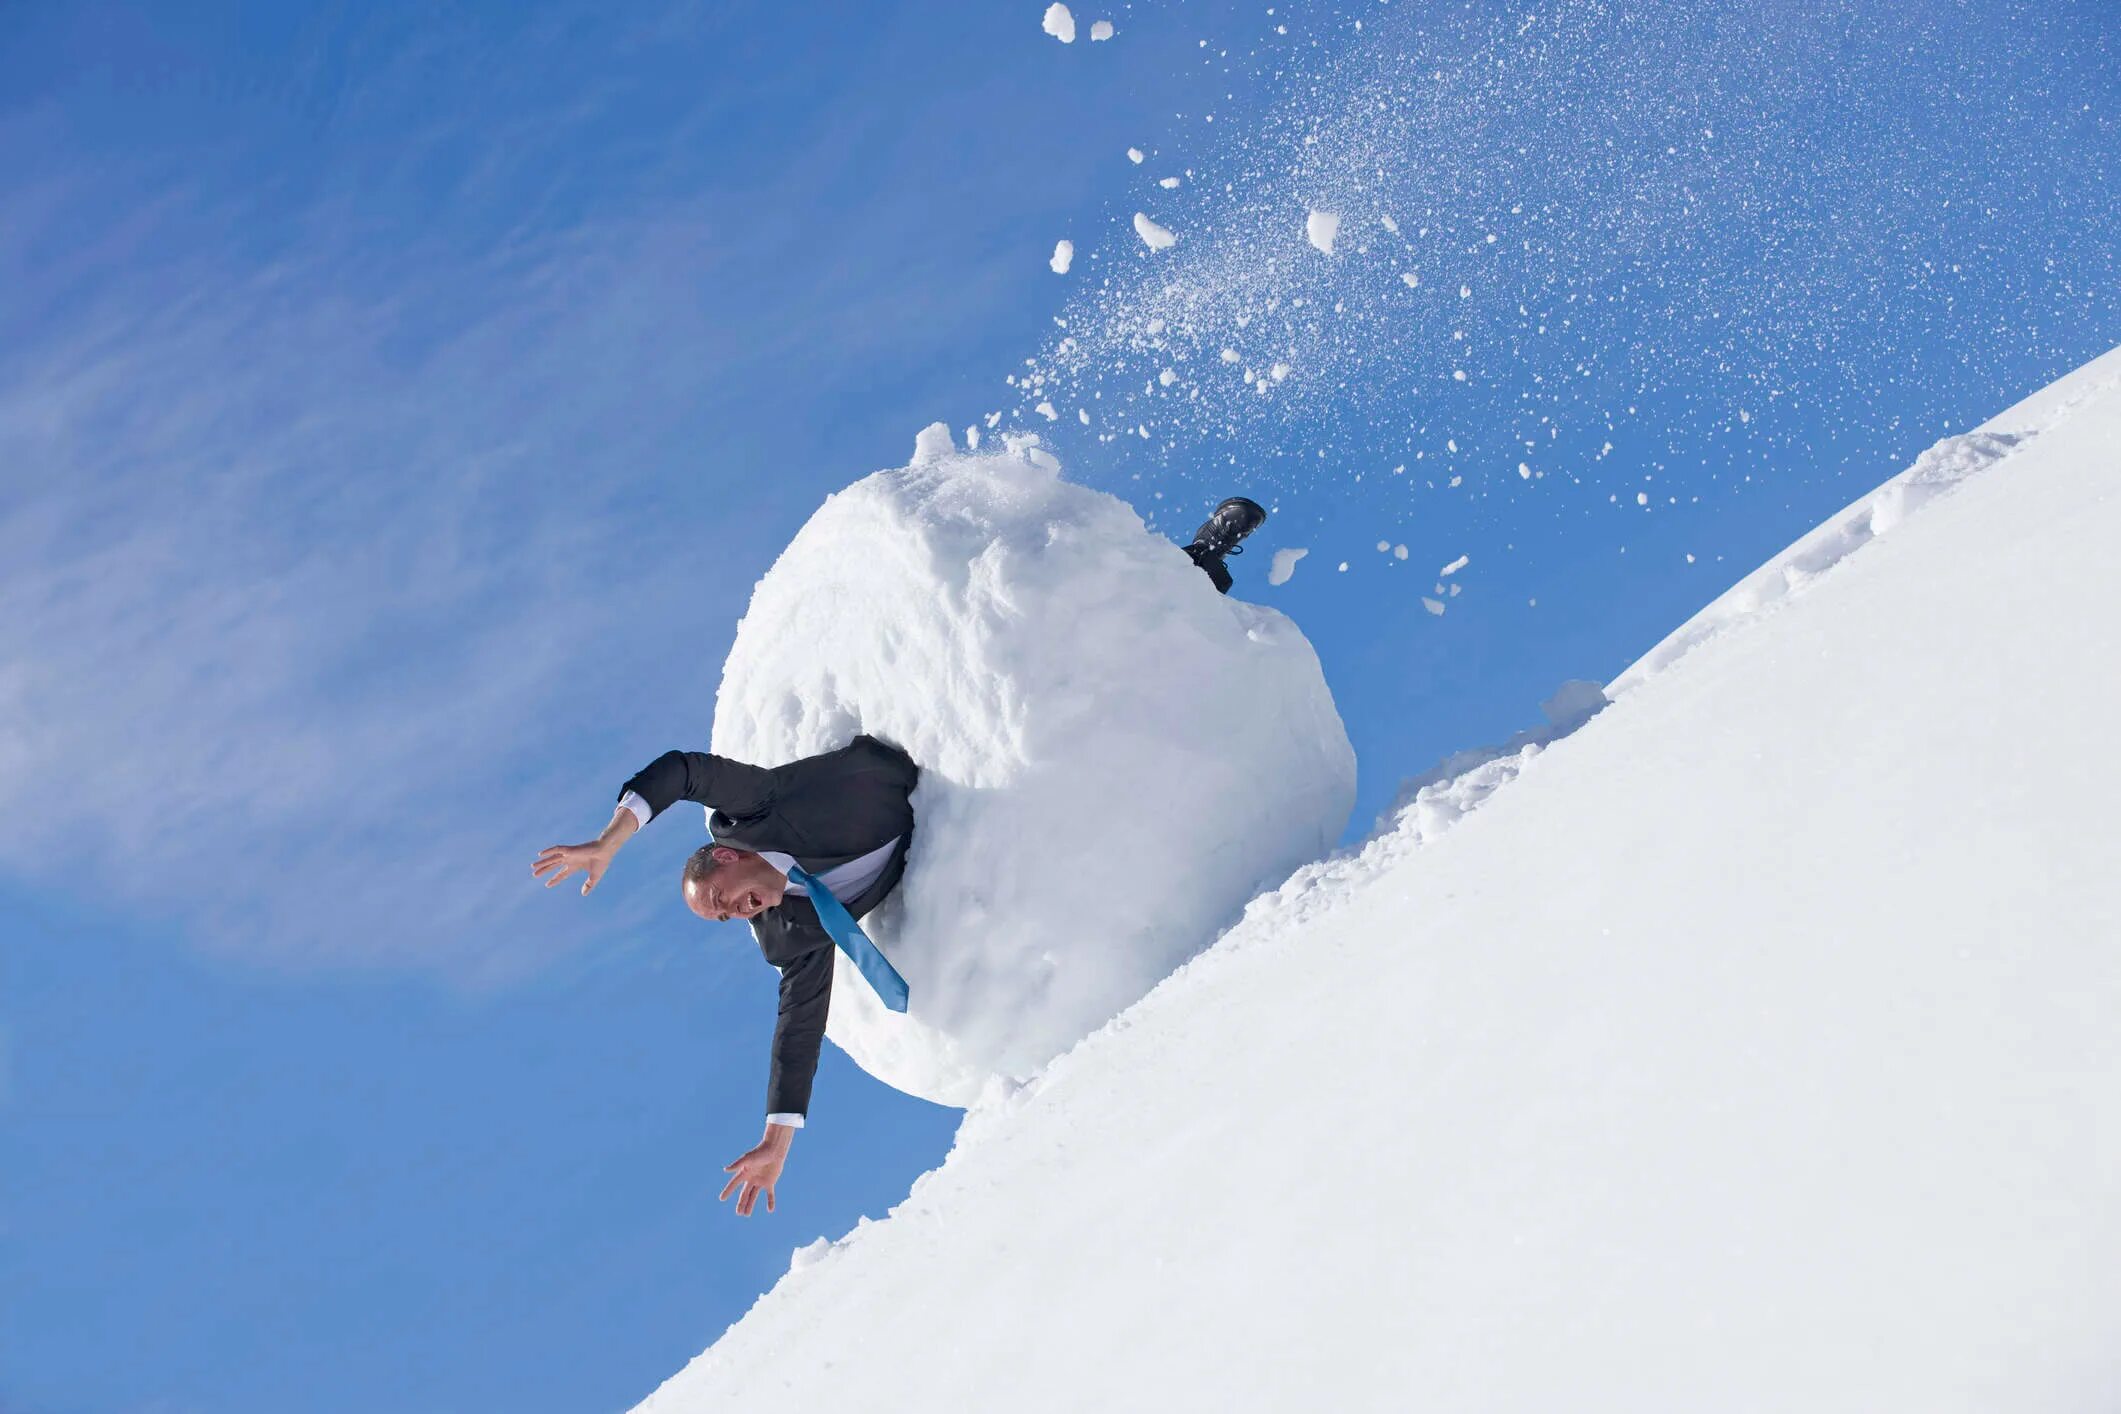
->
[682, 844, 788, 923]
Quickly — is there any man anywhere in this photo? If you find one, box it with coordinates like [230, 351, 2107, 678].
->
[531, 495, 1267, 1216]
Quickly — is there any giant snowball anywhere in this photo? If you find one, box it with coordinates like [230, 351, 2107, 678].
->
[710, 429, 1355, 1106]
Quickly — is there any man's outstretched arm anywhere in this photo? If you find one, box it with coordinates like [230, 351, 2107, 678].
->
[616, 750, 776, 827]
[719, 941, 832, 1217]
[532, 749, 777, 896]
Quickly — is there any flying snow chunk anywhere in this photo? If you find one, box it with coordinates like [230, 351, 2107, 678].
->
[1042, 3, 1076, 43]
[1380, 213, 1400, 233]
[1089, 19, 1114, 40]
[712, 445, 1355, 1105]
[1133, 212, 1177, 250]
[1306, 209, 1341, 254]
[1036, 401, 1059, 421]
[1393, 544, 1409, 560]
[1439, 554, 1469, 576]
[1400, 272, 1419, 287]
[1126, 146, 1144, 164]
[1267, 547, 1309, 586]
[1050, 240, 1075, 274]
[1159, 176, 1181, 189]
[1422, 597, 1446, 615]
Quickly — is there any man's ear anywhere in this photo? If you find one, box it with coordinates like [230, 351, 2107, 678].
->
[710, 845, 742, 865]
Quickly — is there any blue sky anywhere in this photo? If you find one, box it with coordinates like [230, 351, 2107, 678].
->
[1, 1, 2113, 1410]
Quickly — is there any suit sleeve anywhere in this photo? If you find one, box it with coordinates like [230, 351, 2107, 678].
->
[617, 750, 775, 823]
[766, 942, 834, 1118]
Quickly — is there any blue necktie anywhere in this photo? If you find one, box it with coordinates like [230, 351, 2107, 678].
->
[786, 864, 910, 1013]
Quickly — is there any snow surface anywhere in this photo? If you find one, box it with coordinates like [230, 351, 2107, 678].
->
[708, 428, 1353, 1106]
[641, 349, 2121, 1412]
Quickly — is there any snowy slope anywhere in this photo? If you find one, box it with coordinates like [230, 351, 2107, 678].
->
[638, 348, 2121, 1413]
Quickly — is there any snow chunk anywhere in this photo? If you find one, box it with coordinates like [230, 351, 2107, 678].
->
[1421, 597, 1445, 615]
[1035, 401, 1059, 421]
[1400, 272, 1419, 288]
[1392, 544, 1409, 561]
[910, 422, 955, 466]
[1133, 212, 1177, 250]
[1267, 547, 1309, 586]
[1158, 176, 1181, 189]
[1305, 209, 1341, 254]
[1050, 240, 1074, 274]
[1439, 554, 1469, 576]
[1380, 213, 1399, 233]
[1089, 19, 1114, 41]
[1041, 3, 1076, 43]
[711, 447, 1355, 1105]
[1126, 146, 1144, 164]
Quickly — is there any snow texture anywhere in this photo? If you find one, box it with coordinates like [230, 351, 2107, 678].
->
[640, 349, 2121, 1413]
[1040, 3, 1074, 44]
[708, 428, 1354, 1106]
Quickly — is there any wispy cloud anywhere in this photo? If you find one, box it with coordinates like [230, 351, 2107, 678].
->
[0, 7, 1035, 980]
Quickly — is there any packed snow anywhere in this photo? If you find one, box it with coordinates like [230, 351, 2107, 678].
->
[707, 429, 1354, 1106]
[1304, 208, 1340, 254]
[1131, 211, 1176, 250]
[1040, 3, 1075, 44]
[1048, 239, 1073, 274]
[639, 350, 2121, 1413]
[1266, 547, 1307, 586]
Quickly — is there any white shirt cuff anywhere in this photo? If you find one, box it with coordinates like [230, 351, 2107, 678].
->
[617, 790, 652, 829]
[765, 1113, 805, 1129]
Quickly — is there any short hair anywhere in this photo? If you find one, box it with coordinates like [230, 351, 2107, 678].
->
[682, 844, 723, 888]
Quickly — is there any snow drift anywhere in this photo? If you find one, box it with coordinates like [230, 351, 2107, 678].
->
[709, 428, 1354, 1106]
[642, 347, 2121, 1413]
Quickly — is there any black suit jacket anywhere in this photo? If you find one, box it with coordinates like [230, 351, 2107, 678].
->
[619, 734, 919, 1117]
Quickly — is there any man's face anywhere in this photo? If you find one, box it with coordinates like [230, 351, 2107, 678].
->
[684, 848, 787, 923]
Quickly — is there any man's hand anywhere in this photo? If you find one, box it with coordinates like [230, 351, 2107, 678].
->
[533, 806, 640, 896]
[720, 1123, 795, 1217]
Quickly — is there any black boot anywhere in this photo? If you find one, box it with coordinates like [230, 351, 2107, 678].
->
[1184, 496, 1267, 595]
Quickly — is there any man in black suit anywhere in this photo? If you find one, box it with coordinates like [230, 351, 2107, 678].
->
[533, 735, 918, 1217]
[532, 496, 1267, 1217]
